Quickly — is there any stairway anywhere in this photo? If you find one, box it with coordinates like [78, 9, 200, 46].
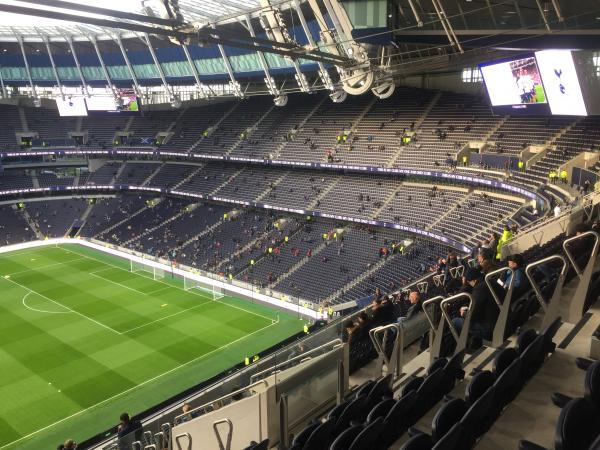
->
[225, 104, 276, 156]
[173, 164, 205, 189]
[94, 203, 153, 238]
[123, 208, 187, 245]
[268, 238, 330, 288]
[189, 102, 240, 153]
[255, 171, 291, 202]
[142, 163, 165, 186]
[209, 167, 246, 196]
[21, 207, 43, 239]
[178, 216, 230, 250]
[307, 176, 342, 209]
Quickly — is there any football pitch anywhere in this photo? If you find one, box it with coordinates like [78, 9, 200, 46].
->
[0, 244, 304, 450]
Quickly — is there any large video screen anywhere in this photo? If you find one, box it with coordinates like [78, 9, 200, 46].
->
[56, 97, 88, 117]
[480, 55, 549, 114]
[534, 50, 587, 116]
[85, 90, 141, 116]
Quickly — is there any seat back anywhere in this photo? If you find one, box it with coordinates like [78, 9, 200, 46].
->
[414, 368, 445, 419]
[398, 433, 433, 450]
[493, 358, 522, 408]
[465, 370, 495, 406]
[292, 422, 320, 448]
[431, 398, 467, 442]
[441, 351, 465, 395]
[516, 329, 538, 355]
[519, 335, 545, 380]
[381, 390, 418, 446]
[555, 397, 600, 450]
[302, 419, 335, 450]
[432, 422, 463, 450]
[335, 396, 367, 434]
[365, 374, 393, 409]
[460, 385, 496, 447]
[366, 398, 396, 423]
[347, 417, 385, 450]
[584, 361, 600, 411]
[492, 347, 519, 377]
[329, 425, 363, 450]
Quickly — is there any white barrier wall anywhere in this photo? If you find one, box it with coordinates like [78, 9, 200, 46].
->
[0, 238, 319, 319]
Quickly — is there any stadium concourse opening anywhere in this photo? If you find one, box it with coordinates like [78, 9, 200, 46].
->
[0, 244, 302, 450]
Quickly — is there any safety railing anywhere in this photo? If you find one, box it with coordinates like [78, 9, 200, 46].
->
[525, 254, 568, 330]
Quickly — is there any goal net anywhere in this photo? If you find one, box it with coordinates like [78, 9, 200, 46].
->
[184, 275, 224, 300]
[130, 259, 166, 280]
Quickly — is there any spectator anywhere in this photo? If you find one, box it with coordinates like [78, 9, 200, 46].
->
[500, 253, 529, 298]
[452, 268, 498, 342]
[399, 291, 423, 322]
[117, 413, 142, 449]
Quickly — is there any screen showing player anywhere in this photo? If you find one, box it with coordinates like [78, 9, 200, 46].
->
[535, 50, 587, 116]
[56, 96, 88, 116]
[84, 90, 141, 116]
[480, 56, 547, 106]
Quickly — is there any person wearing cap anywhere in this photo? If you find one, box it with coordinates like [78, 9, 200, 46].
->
[452, 268, 499, 342]
[500, 253, 528, 297]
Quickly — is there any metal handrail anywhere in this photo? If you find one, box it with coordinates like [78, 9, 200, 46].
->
[524, 254, 568, 312]
[562, 231, 600, 276]
[440, 293, 473, 343]
[449, 265, 464, 279]
[174, 433, 191, 450]
[213, 419, 233, 450]
[174, 380, 267, 424]
[484, 267, 514, 308]
[422, 295, 445, 331]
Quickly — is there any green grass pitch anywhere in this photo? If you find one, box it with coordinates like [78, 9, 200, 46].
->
[0, 244, 304, 450]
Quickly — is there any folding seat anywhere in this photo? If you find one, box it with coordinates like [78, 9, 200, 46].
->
[365, 397, 396, 423]
[407, 368, 446, 423]
[519, 335, 545, 381]
[292, 422, 321, 449]
[302, 419, 335, 450]
[431, 398, 468, 442]
[364, 374, 393, 410]
[459, 385, 496, 449]
[379, 390, 418, 447]
[493, 357, 523, 413]
[519, 397, 600, 450]
[439, 352, 465, 395]
[334, 396, 367, 434]
[329, 424, 363, 450]
[492, 347, 519, 377]
[347, 417, 385, 450]
[465, 370, 495, 406]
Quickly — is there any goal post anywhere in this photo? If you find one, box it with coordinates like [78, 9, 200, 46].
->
[130, 258, 165, 281]
[184, 275, 224, 300]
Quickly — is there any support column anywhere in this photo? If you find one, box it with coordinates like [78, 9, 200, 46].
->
[215, 34, 243, 98]
[0, 65, 7, 98]
[42, 37, 63, 98]
[243, 14, 281, 97]
[65, 36, 90, 96]
[16, 34, 38, 102]
[115, 34, 142, 96]
[142, 33, 178, 106]
[90, 35, 117, 99]
[181, 44, 207, 99]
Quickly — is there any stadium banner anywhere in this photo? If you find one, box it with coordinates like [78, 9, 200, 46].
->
[0, 184, 472, 252]
[0, 238, 320, 319]
[0, 149, 540, 201]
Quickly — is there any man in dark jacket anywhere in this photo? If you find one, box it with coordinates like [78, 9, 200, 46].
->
[452, 268, 498, 340]
[117, 413, 142, 450]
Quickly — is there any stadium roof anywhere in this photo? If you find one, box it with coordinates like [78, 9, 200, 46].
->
[0, 0, 267, 41]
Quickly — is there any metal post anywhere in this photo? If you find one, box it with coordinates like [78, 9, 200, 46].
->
[115, 34, 142, 96]
[181, 43, 207, 98]
[551, 0, 564, 22]
[215, 37, 243, 98]
[65, 36, 89, 96]
[243, 14, 280, 97]
[407, 0, 423, 26]
[279, 393, 290, 449]
[16, 34, 38, 100]
[535, 0, 552, 31]
[0, 65, 6, 98]
[42, 36, 63, 98]
[142, 33, 175, 102]
[292, 0, 333, 91]
[90, 35, 117, 99]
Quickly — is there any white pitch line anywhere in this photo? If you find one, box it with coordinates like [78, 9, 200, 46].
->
[6, 257, 87, 277]
[88, 271, 149, 296]
[0, 318, 280, 450]
[0, 276, 122, 335]
[145, 286, 173, 296]
[21, 291, 70, 314]
[60, 246, 277, 322]
[120, 301, 213, 334]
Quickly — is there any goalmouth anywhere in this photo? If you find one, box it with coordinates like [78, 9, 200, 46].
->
[183, 275, 225, 301]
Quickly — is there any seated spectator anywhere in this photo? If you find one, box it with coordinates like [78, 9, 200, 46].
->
[452, 268, 499, 342]
[117, 413, 142, 450]
[500, 253, 529, 298]
[398, 291, 423, 322]
[343, 319, 359, 345]
[371, 297, 393, 326]
[477, 248, 496, 275]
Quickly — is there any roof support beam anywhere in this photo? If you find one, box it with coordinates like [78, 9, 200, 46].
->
[0, 66, 6, 98]
[242, 15, 280, 97]
[90, 35, 117, 99]
[216, 41, 243, 98]
[15, 0, 182, 27]
[65, 36, 89, 96]
[142, 33, 176, 103]
[181, 44, 208, 98]
[292, 0, 334, 91]
[535, 0, 552, 31]
[16, 34, 38, 100]
[42, 36, 64, 98]
[115, 34, 142, 97]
